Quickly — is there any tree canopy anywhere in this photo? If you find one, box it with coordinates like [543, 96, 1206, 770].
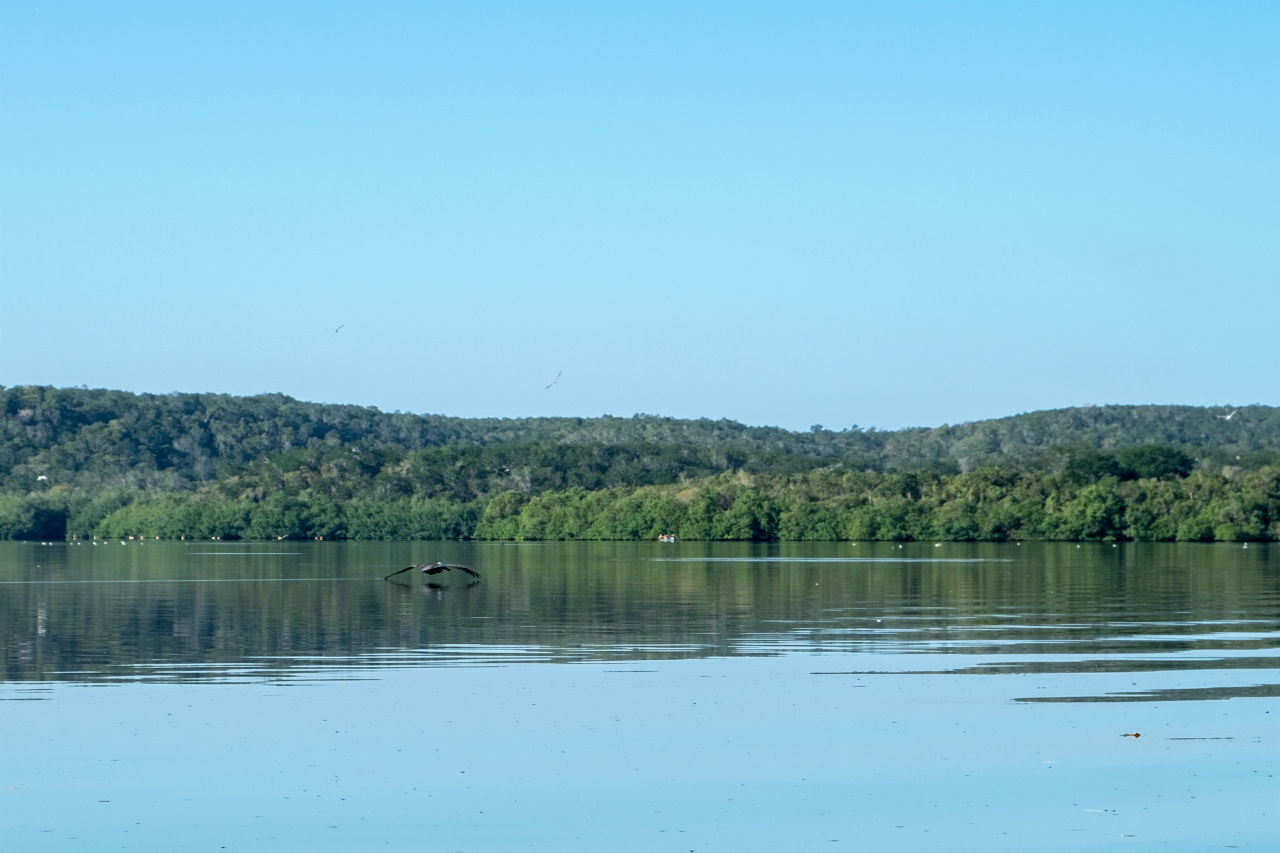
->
[3, 385, 1279, 542]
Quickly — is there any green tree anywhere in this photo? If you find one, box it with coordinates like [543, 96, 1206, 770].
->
[777, 500, 842, 541]
[1050, 479, 1126, 540]
[475, 491, 528, 539]
[1116, 445, 1195, 480]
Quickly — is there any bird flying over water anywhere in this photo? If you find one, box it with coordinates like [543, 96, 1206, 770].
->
[383, 562, 480, 580]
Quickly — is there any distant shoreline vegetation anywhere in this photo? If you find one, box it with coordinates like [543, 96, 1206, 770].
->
[2, 385, 1279, 542]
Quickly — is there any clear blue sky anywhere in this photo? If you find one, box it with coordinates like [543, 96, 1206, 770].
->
[3, 2, 1276, 431]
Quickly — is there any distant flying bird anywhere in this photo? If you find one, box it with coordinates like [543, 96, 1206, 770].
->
[545, 370, 562, 390]
[333, 324, 345, 334]
[383, 562, 480, 580]
[1221, 409, 1238, 421]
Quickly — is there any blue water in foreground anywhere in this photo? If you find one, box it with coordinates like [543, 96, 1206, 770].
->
[2, 541, 1277, 851]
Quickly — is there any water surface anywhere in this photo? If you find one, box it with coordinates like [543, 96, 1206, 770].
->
[3, 541, 1277, 850]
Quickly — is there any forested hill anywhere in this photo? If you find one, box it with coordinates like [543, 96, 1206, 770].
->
[3, 384, 1278, 492]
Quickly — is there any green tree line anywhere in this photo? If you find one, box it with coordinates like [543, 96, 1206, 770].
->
[4, 385, 1280, 542]
[6, 452, 1278, 543]
[6, 385, 1280, 493]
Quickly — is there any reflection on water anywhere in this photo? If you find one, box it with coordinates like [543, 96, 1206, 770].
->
[4, 542, 1280, 853]
[3, 541, 1278, 702]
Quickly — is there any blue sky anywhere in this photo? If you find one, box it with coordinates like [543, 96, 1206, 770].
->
[3, 1, 1276, 431]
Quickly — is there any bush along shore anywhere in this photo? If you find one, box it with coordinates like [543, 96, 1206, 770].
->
[6, 462, 1279, 543]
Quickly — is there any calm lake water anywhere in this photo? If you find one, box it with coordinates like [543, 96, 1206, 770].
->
[3, 540, 1278, 851]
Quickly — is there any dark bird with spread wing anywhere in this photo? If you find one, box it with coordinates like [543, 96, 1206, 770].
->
[383, 562, 480, 581]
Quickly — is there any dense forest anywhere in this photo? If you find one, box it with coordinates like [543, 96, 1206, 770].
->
[3, 385, 1279, 542]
